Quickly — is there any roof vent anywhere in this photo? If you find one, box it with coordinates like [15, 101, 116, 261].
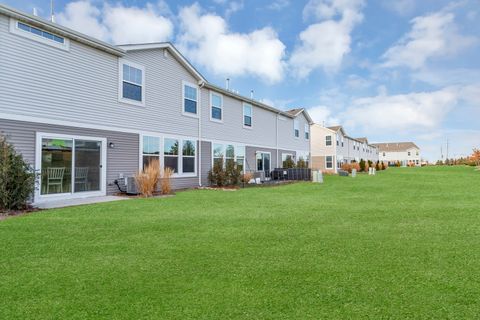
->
[250, 90, 254, 99]
[33, 8, 38, 16]
[226, 78, 230, 90]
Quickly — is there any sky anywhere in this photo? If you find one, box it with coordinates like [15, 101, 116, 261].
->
[6, 0, 480, 161]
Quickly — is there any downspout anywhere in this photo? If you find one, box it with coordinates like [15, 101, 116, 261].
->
[198, 81, 205, 187]
[276, 112, 280, 168]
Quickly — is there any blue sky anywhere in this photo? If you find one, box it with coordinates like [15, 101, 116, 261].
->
[7, 0, 480, 161]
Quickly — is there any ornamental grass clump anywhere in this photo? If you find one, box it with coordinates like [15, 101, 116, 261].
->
[0, 135, 36, 212]
[135, 159, 160, 197]
[160, 167, 174, 195]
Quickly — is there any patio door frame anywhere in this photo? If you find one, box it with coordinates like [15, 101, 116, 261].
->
[34, 132, 107, 203]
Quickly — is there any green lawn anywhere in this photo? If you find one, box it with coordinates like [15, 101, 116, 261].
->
[1, 166, 479, 319]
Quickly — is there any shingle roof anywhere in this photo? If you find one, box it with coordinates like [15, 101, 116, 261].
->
[372, 142, 419, 152]
[356, 137, 368, 144]
[327, 125, 342, 132]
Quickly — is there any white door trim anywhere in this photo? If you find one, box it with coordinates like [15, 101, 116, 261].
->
[34, 132, 107, 204]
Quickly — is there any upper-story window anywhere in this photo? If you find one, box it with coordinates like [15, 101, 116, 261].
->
[243, 104, 252, 128]
[408, 151, 411, 156]
[119, 60, 145, 106]
[341, 137, 344, 147]
[304, 124, 310, 140]
[416, 151, 419, 156]
[383, 152, 386, 156]
[210, 92, 223, 122]
[326, 135, 332, 146]
[10, 19, 70, 51]
[183, 82, 198, 115]
[294, 120, 299, 138]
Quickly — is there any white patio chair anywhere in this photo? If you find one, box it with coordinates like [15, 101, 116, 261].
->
[47, 167, 65, 194]
[75, 167, 89, 192]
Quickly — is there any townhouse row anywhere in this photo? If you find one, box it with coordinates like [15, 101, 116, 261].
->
[0, 4, 312, 204]
[310, 125, 379, 173]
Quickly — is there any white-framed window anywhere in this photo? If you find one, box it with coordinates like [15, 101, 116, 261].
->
[408, 151, 411, 156]
[416, 151, 419, 156]
[282, 153, 294, 167]
[142, 136, 160, 168]
[183, 81, 198, 116]
[326, 156, 333, 169]
[256, 152, 271, 172]
[243, 103, 253, 128]
[210, 92, 223, 122]
[294, 119, 299, 138]
[383, 152, 386, 156]
[341, 136, 344, 147]
[212, 143, 245, 172]
[119, 59, 145, 106]
[141, 135, 196, 176]
[9, 18, 70, 51]
[326, 135, 332, 146]
[304, 124, 310, 140]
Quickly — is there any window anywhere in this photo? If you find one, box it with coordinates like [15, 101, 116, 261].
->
[213, 144, 224, 168]
[383, 152, 386, 156]
[243, 104, 252, 127]
[142, 136, 160, 168]
[326, 156, 333, 169]
[256, 152, 271, 172]
[336, 137, 339, 146]
[294, 120, 299, 138]
[326, 135, 332, 146]
[304, 124, 310, 140]
[183, 83, 198, 115]
[119, 60, 145, 105]
[164, 138, 179, 173]
[225, 144, 235, 167]
[210, 92, 223, 121]
[408, 151, 411, 156]
[182, 140, 196, 173]
[236, 146, 245, 172]
[10, 19, 69, 50]
[341, 137, 344, 147]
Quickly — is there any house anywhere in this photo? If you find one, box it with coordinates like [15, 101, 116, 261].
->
[310, 124, 379, 173]
[372, 142, 421, 167]
[0, 4, 312, 204]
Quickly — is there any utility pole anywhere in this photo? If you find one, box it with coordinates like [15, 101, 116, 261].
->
[446, 138, 449, 162]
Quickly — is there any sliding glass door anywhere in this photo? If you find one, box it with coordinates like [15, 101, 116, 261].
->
[39, 134, 105, 198]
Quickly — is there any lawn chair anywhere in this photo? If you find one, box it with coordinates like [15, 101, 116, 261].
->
[75, 167, 89, 192]
[47, 167, 65, 194]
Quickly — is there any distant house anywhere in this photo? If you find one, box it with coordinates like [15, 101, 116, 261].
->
[372, 142, 421, 167]
[310, 124, 379, 173]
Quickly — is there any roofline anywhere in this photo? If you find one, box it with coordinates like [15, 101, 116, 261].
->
[312, 123, 337, 134]
[0, 4, 125, 56]
[290, 108, 313, 124]
[204, 83, 295, 118]
[117, 42, 207, 83]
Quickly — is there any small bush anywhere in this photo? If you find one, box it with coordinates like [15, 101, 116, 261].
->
[368, 160, 373, 168]
[225, 160, 241, 185]
[396, 161, 401, 167]
[296, 158, 307, 168]
[208, 158, 226, 187]
[160, 167, 174, 195]
[359, 159, 366, 172]
[352, 162, 361, 172]
[341, 163, 352, 173]
[241, 172, 254, 183]
[375, 161, 380, 171]
[381, 162, 386, 170]
[283, 157, 295, 168]
[0, 135, 36, 212]
[135, 159, 160, 197]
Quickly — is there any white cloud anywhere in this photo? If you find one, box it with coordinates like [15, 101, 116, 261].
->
[307, 105, 340, 126]
[342, 87, 459, 132]
[384, 0, 415, 16]
[176, 4, 286, 83]
[57, 1, 173, 44]
[267, 0, 290, 11]
[289, 0, 364, 78]
[381, 10, 477, 69]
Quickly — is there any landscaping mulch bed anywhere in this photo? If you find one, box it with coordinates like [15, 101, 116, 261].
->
[0, 206, 43, 221]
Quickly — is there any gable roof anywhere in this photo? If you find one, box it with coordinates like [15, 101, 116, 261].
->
[356, 137, 368, 144]
[0, 4, 125, 56]
[117, 42, 207, 83]
[372, 142, 419, 152]
[286, 108, 314, 124]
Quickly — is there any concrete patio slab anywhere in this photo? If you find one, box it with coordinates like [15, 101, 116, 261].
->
[35, 196, 129, 209]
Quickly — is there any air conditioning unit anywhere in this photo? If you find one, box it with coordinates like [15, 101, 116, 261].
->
[126, 177, 139, 195]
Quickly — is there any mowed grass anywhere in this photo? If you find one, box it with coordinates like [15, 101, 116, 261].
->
[1, 166, 479, 319]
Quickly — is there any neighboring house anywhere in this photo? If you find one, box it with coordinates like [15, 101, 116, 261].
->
[310, 124, 379, 173]
[0, 4, 312, 204]
[372, 142, 421, 166]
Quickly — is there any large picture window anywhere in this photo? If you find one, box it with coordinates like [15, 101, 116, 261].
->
[182, 140, 196, 173]
[212, 144, 245, 172]
[184, 83, 198, 115]
[213, 144, 224, 168]
[164, 138, 179, 173]
[142, 136, 160, 168]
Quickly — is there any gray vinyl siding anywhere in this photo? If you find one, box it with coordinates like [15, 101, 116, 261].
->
[277, 113, 310, 152]
[0, 14, 198, 137]
[200, 141, 212, 186]
[0, 118, 139, 196]
[200, 88, 276, 147]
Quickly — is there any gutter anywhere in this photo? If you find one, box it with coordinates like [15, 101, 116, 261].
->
[198, 80, 205, 187]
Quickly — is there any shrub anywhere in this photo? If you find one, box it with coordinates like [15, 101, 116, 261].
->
[341, 163, 352, 173]
[135, 159, 160, 197]
[368, 160, 373, 168]
[396, 161, 401, 167]
[208, 159, 226, 187]
[296, 158, 307, 168]
[359, 159, 366, 172]
[375, 161, 380, 171]
[381, 162, 386, 170]
[283, 157, 295, 168]
[225, 160, 241, 185]
[241, 172, 254, 183]
[160, 167, 174, 195]
[0, 135, 36, 212]
[352, 162, 360, 172]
